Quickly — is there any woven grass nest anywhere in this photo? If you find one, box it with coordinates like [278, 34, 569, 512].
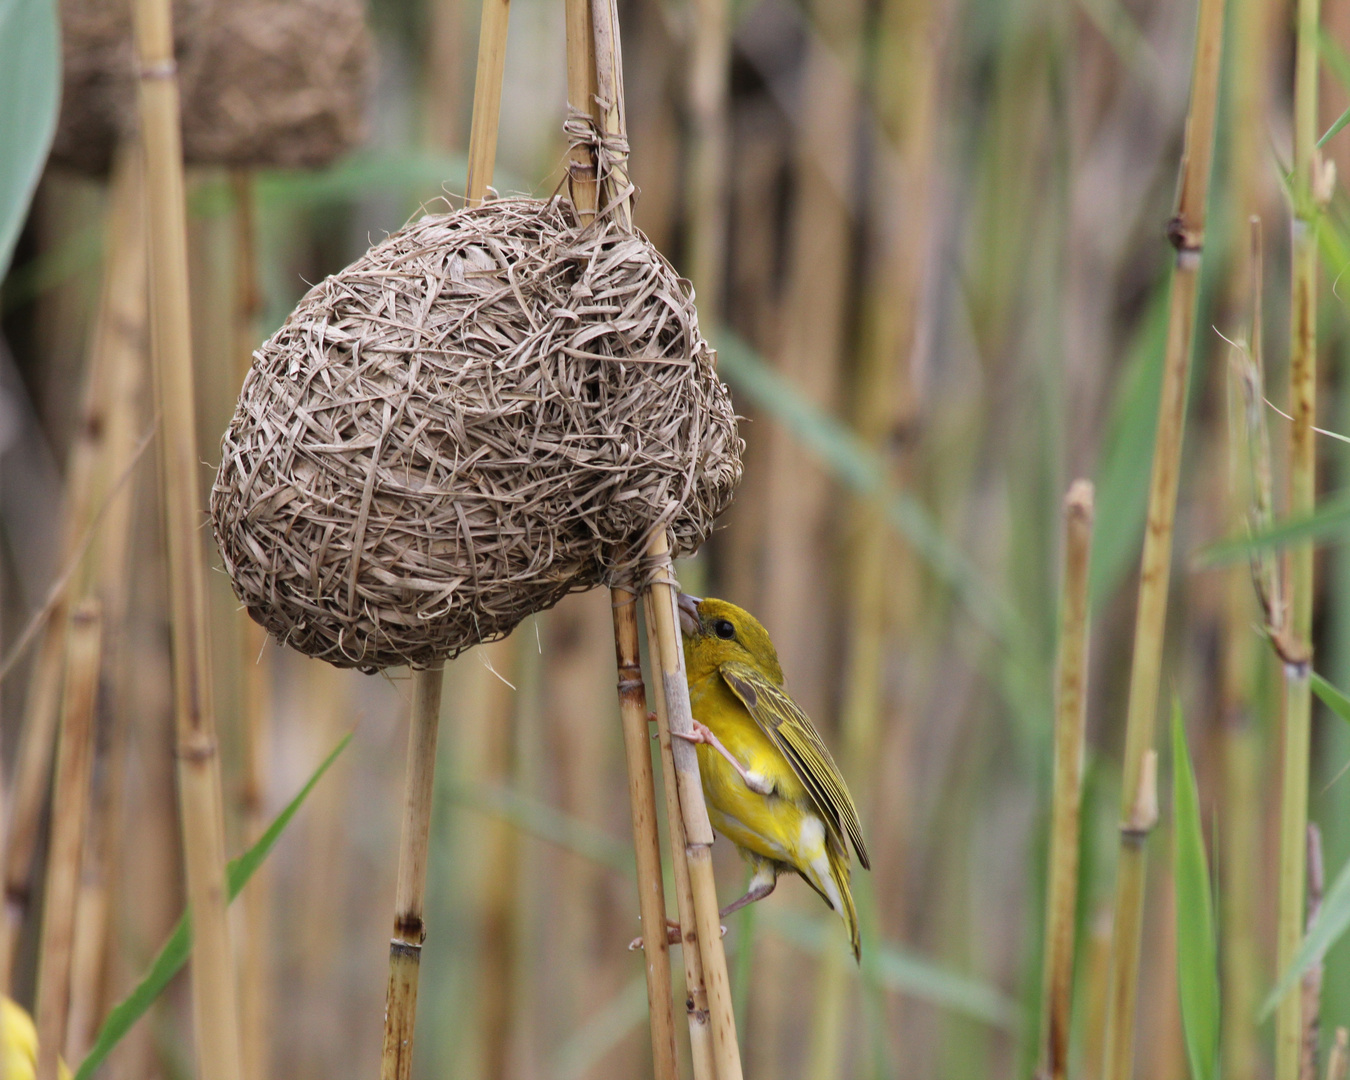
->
[51, 0, 370, 175]
[211, 197, 742, 672]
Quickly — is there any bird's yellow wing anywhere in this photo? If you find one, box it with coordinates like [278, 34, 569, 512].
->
[718, 661, 870, 869]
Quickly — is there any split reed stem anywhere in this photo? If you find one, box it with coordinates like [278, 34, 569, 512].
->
[33, 601, 102, 1080]
[647, 534, 744, 1080]
[1099, 0, 1225, 1073]
[612, 590, 678, 1080]
[1276, 0, 1323, 1070]
[643, 589, 718, 1080]
[131, 0, 244, 1070]
[1040, 481, 1094, 1080]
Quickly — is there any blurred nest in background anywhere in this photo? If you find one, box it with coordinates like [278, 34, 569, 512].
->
[52, 0, 371, 175]
[211, 197, 742, 672]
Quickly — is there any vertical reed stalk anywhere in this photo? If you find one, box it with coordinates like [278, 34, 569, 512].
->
[380, 664, 445, 1080]
[643, 590, 718, 1080]
[563, 0, 683, 1071]
[33, 601, 102, 1080]
[646, 535, 744, 1080]
[612, 590, 679, 1080]
[231, 168, 272, 1080]
[131, 0, 244, 1070]
[1039, 481, 1095, 1080]
[1098, 0, 1225, 1074]
[1220, 218, 1269, 1080]
[1302, 825, 1325, 1080]
[380, 1, 511, 1071]
[1276, 0, 1323, 1071]
[684, 0, 729, 311]
[464, 0, 511, 205]
[2, 147, 146, 971]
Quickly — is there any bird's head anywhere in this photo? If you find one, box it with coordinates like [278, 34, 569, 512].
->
[677, 594, 784, 685]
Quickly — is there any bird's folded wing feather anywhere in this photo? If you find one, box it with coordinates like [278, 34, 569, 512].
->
[718, 661, 871, 869]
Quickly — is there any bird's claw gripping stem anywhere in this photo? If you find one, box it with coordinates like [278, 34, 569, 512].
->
[673, 721, 774, 795]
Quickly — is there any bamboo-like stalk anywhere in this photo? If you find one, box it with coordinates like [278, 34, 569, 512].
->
[1, 149, 147, 973]
[1219, 216, 1269, 1080]
[1276, 0, 1323, 1069]
[1098, 0, 1225, 1073]
[643, 590, 718, 1080]
[1038, 481, 1095, 1080]
[130, 1, 244, 1071]
[231, 168, 273, 1080]
[646, 536, 744, 1080]
[380, 0, 511, 1071]
[684, 0, 729, 312]
[612, 590, 679, 1080]
[33, 601, 102, 1080]
[1301, 824, 1325, 1080]
[380, 664, 445, 1080]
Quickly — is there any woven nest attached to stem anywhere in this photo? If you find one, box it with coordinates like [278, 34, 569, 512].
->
[52, 0, 371, 175]
[211, 197, 742, 672]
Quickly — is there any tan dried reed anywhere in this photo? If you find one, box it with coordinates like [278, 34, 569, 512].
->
[1098, 0, 1226, 1071]
[33, 601, 102, 1080]
[1040, 481, 1094, 1080]
[132, 0, 244, 1069]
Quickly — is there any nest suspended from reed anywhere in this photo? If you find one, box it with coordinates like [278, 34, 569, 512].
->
[211, 197, 742, 672]
[51, 0, 371, 175]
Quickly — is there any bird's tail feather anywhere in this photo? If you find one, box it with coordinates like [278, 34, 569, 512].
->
[827, 840, 860, 963]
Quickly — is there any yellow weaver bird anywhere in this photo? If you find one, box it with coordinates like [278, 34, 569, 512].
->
[676, 594, 870, 960]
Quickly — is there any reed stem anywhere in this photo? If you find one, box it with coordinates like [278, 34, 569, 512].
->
[612, 590, 679, 1080]
[33, 601, 102, 1080]
[231, 167, 273, 1080]
[643, 589, 718, 1080]
[1099, 0, 1225, 1072]
[380, 0, 510, 1069]
[379, 665, 445, 1080]
[1, 148, 146, 973]
[1276, 0, 1322, 1070]
[131, 0, 244, 1069]
[1040, 481, 1094, 1080]
[647, 534, 744, 1080]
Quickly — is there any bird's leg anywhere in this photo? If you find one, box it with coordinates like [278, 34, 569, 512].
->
[629, 919, 726, 950]
[673, 721, 775, 795]
[718, 877, 776, 918]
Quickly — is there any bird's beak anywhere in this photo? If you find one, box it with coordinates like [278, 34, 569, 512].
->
[677, 593, 702, 637]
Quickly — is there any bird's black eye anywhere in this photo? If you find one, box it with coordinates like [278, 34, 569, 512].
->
[714, 619, 735, 640]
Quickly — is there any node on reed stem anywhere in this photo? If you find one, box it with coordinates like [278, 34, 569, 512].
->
[131, 0, 244, 1068]
[1098, 0, 1225, 1072]
[1275, 0, 1324, 1070]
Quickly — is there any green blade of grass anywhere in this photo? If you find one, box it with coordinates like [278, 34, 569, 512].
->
[1262, 854, 1350, 1019]
[1312, 671, 1350, 724]
[0, 0, 61, 276]
[1318, 105, 1350, 149]
[1199, 488, 1350, 564]
[73, 732, 353, 1080]
[1172, 699, 1220, 1080]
